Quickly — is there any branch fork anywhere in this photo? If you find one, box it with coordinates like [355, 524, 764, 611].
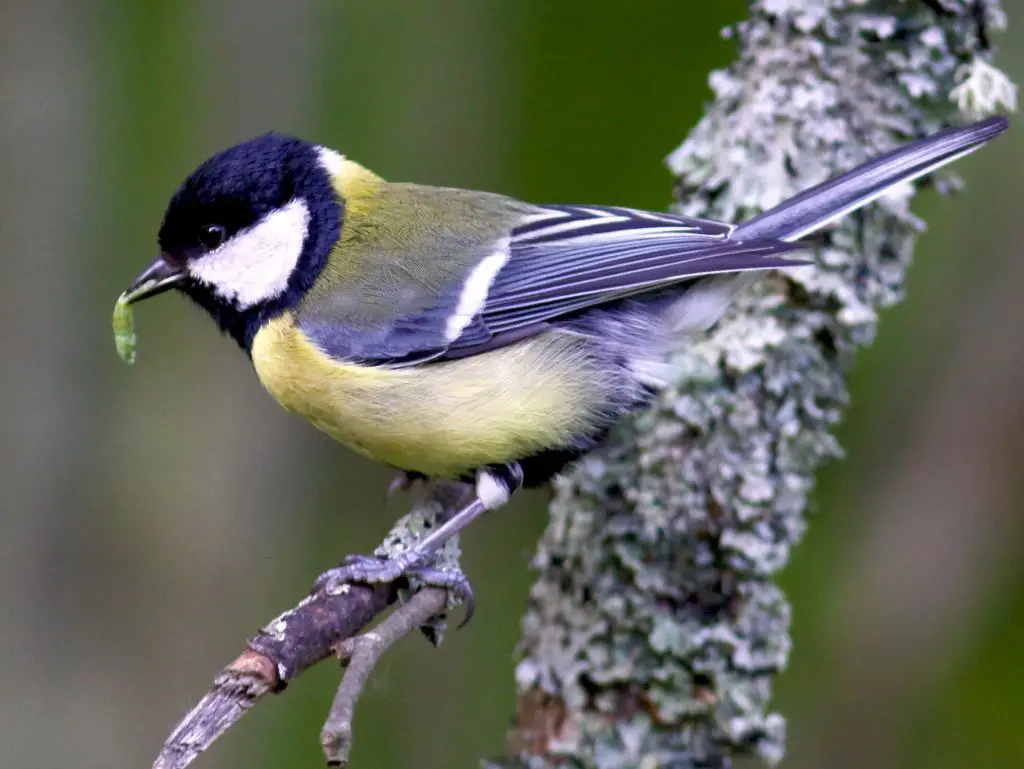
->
[152, 483, 468, 769]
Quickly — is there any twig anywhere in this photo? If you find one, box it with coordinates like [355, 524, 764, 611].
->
[152, 584, 394, 769]
[151, 482, 468, 769]
[321, 588, 449, 766]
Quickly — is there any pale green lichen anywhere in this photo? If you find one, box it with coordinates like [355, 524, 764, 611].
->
[504, 2, 1012, 768]
[951, 56, 1018, 118]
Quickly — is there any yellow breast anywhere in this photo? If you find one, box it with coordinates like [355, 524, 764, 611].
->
[249, 314, 611, 478]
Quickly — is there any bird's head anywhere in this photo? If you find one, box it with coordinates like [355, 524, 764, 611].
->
[122, 134, 343, 348]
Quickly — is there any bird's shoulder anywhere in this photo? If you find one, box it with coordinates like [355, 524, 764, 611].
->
[293, 173, 537, 363]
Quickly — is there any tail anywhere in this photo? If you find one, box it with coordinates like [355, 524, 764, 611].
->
[733, 116, 1008, 243]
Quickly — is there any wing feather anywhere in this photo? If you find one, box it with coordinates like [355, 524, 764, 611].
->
[431, 205, 805, 357]
[302, 200, 805, 366]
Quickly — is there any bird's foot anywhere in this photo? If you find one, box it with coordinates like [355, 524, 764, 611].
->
[313, 554, 476, 626]
[315, 464, 524, 629]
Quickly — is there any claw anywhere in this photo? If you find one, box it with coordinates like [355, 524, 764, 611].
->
[407, 566, 475, 628]
[456, 585, 475, 628]
[319, 469, 517, 628]
[312, 554, 407, 594]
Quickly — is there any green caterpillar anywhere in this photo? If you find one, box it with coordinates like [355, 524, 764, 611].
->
[112, 293, 137, 364]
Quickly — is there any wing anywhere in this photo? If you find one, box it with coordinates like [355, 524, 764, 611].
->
[294, 183, 531, 364]
[298, 196, 804, 366]
[443, 205, 804, 356]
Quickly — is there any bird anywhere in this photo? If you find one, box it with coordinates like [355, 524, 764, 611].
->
[120, 115, 1007, 610]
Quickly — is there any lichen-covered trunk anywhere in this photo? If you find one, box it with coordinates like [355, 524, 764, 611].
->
[501, 3, 1013, 767]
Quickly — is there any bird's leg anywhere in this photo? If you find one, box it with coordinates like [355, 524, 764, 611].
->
[313, 464, 524, 625]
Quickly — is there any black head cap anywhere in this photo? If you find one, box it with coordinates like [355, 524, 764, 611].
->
[158, 133, 342, 350]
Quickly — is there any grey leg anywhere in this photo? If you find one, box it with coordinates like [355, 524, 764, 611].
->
[313, 464, 523, 626]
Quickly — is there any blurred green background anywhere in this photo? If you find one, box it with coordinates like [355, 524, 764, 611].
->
[1, 2, 1022, 768]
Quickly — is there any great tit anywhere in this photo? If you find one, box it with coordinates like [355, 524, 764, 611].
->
[121, 116, 1007, 597]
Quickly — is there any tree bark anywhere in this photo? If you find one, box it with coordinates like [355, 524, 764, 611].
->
[505, 2, 1013, 767]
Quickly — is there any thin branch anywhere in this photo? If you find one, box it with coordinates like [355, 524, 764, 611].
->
[152, 584, 393, 769]
[321, 588, 449, 767]
[151, 482, 469, 769]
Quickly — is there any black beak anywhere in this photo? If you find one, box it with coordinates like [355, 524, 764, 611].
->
[122, 255, 186, 304]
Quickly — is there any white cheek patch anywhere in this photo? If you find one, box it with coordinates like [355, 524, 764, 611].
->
[188, 198, 311, 309]
[445, 238, 510, 342]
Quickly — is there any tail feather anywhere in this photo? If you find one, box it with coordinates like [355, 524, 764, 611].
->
[733, 116, 1008, 243]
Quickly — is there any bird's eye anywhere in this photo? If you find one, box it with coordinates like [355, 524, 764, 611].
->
[198, 224, 227, 250]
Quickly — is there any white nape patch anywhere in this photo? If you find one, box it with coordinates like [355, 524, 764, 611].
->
[444, 238, 510, 342]
[188, 198, 310, 309]
[316, 146, 347, 179]
[476, 471, 511, 510]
